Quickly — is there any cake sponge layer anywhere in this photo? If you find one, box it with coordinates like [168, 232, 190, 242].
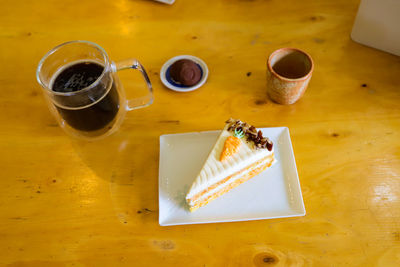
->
[188, 154, 275, 212]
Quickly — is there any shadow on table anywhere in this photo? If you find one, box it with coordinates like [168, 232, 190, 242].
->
[69, 130, 159, 225]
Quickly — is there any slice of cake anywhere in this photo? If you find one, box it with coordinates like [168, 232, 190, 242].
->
[186, 118, 275, 212]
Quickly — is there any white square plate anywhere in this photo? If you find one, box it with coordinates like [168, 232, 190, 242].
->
[158, 127, 305, 226]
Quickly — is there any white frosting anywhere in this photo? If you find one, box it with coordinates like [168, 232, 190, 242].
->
[186, 125, 273, 200]
[187, 156, 275, 206]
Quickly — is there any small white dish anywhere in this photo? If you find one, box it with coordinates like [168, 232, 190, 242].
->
[158, 127, 306, 226]
[153, 0, 175, 4]
[160, 55, 209, 92]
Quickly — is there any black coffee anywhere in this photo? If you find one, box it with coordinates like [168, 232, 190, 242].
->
[52, 62, 119, 132]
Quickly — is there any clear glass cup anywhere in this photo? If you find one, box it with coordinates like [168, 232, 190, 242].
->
[36, 40, 153, 140]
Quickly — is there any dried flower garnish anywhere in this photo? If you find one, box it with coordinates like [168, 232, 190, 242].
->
[225, 118, 273, 151]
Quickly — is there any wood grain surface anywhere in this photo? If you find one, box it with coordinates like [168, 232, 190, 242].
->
[1, 0, 400, 266]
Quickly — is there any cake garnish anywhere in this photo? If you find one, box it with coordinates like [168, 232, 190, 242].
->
[220, 128, 244, 161]
[234, 128, 245, 138]
[226, 118, 273, 151]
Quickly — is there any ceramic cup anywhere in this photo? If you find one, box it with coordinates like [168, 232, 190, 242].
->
[266, 48, 314, 105]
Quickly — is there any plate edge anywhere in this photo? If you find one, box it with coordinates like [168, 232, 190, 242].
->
[280, 127, 306, 214]
[159, 212, 306, 226]
[159, 127, 288, 138]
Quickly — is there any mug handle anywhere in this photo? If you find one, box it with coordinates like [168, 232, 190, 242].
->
[112, 59, 154, 111]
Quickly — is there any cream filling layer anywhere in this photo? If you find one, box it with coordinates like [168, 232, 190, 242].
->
[187, 156, 275, 207]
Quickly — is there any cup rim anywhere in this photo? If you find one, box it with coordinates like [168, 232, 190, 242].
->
[267, 47, 314, 81]
[36, 40, 110, 96]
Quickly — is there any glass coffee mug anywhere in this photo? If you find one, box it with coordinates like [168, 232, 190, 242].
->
[36, 40, 153, 140]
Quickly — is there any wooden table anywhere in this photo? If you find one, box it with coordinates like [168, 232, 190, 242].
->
[1, 0, 400, 266]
